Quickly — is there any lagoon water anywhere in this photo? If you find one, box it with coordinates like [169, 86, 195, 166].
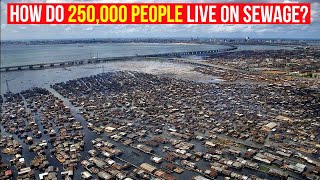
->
[0, 42, 294, 67]
[1, 43, 229, 67]
[0, 42, 230, 94]
[0, 60, 223, 94]
[0, 43, 294, 94]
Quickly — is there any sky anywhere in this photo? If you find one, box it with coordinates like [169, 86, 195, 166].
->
[1, 0, 319, 40]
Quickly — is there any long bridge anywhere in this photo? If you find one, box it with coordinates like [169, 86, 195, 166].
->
[0, 46, 237, 72]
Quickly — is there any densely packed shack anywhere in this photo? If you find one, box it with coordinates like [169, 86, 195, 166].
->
[1, 88, 81, 179]
[50, 71, 319, 180]
[1, 81, 220, 179]
[0, 47, 319, 180]
[196, 47, 320, 88]
[207, 47, 320, 70]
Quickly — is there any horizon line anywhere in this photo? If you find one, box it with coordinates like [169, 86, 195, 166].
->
[2, 37, 320, 41]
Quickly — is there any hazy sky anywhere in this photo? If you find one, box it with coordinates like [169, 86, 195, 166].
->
[1, 0, 319, 40]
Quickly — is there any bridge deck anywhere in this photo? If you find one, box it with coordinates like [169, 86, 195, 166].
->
[1, 47, 237, 72]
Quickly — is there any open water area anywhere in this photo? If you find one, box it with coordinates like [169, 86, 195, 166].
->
[1, 43, 229, 67]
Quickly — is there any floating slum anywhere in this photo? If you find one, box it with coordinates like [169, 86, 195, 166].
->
[1, 53, 319, 180]
[49, 71, 318, 179]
